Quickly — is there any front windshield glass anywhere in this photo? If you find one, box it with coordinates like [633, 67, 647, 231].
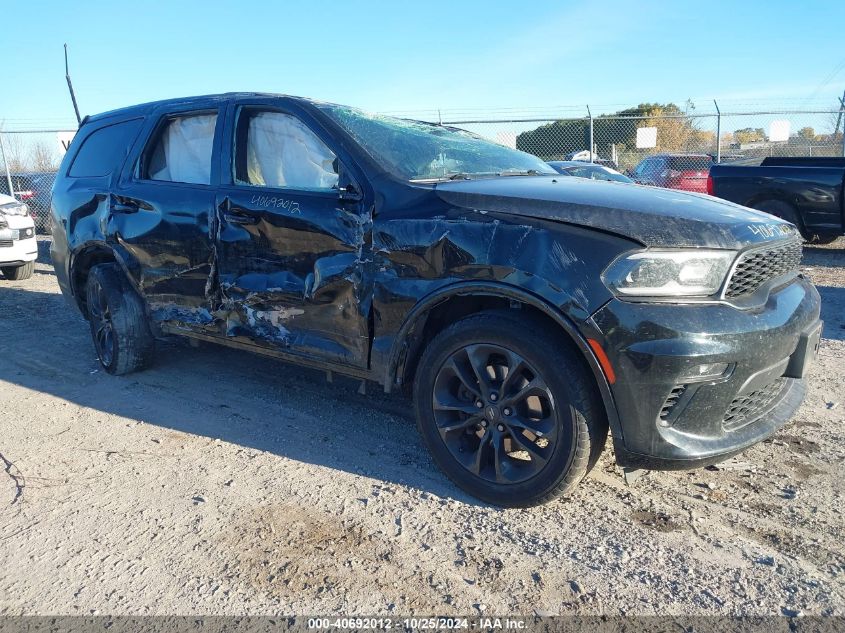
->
[319, 104, 556, 181]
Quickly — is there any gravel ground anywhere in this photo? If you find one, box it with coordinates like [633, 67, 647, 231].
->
[0, 237, 843, 616]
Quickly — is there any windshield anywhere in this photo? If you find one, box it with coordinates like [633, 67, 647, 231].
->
[319, 104, 555, 181]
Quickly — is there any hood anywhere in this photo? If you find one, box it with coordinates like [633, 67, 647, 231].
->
[435, 176, 797, 249]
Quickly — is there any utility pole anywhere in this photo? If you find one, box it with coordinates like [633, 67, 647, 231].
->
[835, 89, 845, 157]
[0, 128, 14, 198]
[65, 44, 82, 126]
[714, 99, 721, 163]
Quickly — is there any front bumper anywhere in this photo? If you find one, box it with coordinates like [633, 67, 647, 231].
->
[589, 275, 821, 469]
[0, 235, 38, 266]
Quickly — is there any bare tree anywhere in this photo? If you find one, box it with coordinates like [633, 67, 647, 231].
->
[30, 140, 58, 172]
[0, 133, 27, 173]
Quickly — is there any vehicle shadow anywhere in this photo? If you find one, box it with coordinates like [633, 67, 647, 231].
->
[818, 285, 845, 342]
[0, 285, 488, 507]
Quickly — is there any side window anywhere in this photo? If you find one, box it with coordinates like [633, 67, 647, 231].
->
[234, 109, 339, 191]
[143, 113, 217, 185]
[68, 118, 144, 178]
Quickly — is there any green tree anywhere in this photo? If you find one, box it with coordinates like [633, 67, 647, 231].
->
[733, 128, 766, 144]
[797, 127, 816, 140]
[516, 102, 710, 159]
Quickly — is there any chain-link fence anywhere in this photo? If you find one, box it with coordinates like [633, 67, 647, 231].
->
[436, 102, 845, 175]
[2, 99, 844, 232]
[0, 129, 75, 232]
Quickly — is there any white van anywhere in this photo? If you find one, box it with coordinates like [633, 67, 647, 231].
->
[0, 193, 37, 280]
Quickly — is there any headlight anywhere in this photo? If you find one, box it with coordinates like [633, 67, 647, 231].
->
[0, 202, 29, 216]
[601, 249, 736, 298]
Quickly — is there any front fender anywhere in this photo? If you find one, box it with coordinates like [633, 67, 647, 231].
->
[383, 280, 624, 445]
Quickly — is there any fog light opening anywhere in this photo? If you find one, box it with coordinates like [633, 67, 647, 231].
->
[681, 362, 731, 383]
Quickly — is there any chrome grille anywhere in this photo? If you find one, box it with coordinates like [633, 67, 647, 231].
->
[0, 239, 13, 248]
[725, 239, 802, 299]
[723, 378, 786, 431]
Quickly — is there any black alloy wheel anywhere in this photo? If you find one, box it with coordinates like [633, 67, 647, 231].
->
[414, 310, 607, 507]
[432, 343, 556, 484]
[87, 275, 116, 368]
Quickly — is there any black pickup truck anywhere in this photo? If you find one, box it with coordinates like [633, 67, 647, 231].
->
[708, 157, 845, 244]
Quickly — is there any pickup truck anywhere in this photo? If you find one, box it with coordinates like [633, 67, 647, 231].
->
[708, 157, 845, 244]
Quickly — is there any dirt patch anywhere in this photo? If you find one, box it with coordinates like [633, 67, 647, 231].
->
[1, 237, 844, 615]
[786, 460, 826, 480]
[220, 505, 399, 603]
[775, 434, 821, 455]
[631, 510, 684, 533]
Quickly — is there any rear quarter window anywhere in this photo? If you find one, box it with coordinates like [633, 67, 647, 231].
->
[68, 118, 144, 178]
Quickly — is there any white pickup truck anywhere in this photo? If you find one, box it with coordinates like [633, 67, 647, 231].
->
[0, 193, 37, 280]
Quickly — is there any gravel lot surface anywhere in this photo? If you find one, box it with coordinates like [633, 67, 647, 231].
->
[1, 238, 843, 616]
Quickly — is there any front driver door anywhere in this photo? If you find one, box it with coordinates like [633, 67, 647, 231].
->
[214, 102, 372, 369]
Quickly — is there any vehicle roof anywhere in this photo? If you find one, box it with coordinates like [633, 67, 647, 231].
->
[85, 92, 324, 124]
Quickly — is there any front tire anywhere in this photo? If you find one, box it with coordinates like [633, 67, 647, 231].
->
[85, 263, 154, 375]
[1, 262, 34, 280]
[413, 310, 607, 507]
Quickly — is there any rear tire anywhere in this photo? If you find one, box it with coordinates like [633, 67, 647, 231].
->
[805, 234, 839, 245]
[751, 199, 801, 228]
[85, 263, 154, 375]
[1, 262, 34, 280]
[750, 199, 829, 243]
[413, 310, 608, 507]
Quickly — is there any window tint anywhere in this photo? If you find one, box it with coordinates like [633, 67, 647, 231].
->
[145, 113, 217, 185]
[68, 118, 143, 178]
[234, 110, 339, 191]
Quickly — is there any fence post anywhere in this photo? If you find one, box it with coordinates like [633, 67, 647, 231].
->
[713, 99, 721, 163]
[587, 105, 593, 163]
[0, 132, 14, 196]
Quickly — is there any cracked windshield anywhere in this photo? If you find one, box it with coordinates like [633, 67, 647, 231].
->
[321, 105, 556, 181]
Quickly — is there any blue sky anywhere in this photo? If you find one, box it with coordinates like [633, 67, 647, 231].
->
[2, 0, 844, 129]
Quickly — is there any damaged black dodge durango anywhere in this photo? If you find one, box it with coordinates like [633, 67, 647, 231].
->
[50, 93, 822, 506]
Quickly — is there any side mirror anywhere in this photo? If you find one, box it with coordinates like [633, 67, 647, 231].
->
[338, 183, 363, 203]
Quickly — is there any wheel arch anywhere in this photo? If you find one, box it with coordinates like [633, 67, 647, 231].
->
[69, 242, 139, 318]
[745, 196, 805, 230]
[384, 281, 623, 441]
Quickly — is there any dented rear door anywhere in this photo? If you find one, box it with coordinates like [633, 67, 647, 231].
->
[214, 100, 372, 368]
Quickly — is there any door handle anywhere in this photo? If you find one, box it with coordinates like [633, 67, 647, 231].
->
[218, 197, 258, 225]
[111, 199, 139, 214]
[224, 210, 259, 225]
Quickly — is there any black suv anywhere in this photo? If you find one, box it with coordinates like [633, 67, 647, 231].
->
[50, 94, 822, 506]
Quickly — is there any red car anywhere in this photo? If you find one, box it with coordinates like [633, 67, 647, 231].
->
[629, 154, 714, 193]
